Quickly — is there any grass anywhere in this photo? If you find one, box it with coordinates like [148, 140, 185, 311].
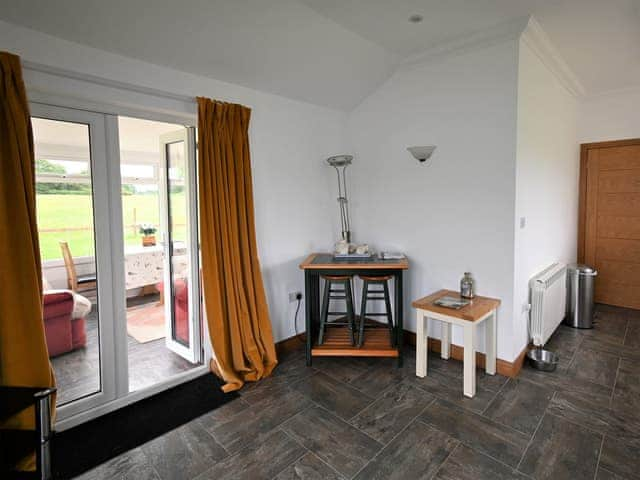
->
[37, 193, 186, 261]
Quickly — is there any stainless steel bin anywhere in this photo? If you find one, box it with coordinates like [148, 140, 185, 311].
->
[564, 264, 598, 329]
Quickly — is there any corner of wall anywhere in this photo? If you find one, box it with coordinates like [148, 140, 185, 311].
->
[513, 21, 581, 359]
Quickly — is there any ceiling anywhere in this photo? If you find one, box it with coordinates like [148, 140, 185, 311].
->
[300, 0, 557, 57]
[301, 0, 640, 95]
[1, 0, 639, 110]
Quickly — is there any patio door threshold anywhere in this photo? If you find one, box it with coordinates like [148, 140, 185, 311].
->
[55, 365, 209, 432]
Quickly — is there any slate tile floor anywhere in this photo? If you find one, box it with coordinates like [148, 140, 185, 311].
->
[77, 304, 640, 480]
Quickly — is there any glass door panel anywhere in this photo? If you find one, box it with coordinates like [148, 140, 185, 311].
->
[160, 130, 201, 363]
[31, 103, 116, 417]
[118, 117, 202, 392]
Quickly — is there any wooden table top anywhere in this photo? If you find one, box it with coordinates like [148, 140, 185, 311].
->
[299, 253, 409, 270]
[412, 289, 501, 322]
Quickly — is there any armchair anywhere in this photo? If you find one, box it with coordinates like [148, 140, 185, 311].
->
[43, 291, 87, 357]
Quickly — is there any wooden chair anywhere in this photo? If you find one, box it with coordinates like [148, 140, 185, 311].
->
[59, 241, 96, 293]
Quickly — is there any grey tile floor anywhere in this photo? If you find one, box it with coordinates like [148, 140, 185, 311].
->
[52, 295, 196, 404]
[77, 304, 640, 480]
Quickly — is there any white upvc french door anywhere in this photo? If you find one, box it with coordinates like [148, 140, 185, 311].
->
[33, 100, 206, 429]
[159, 129, 202, 364]
[31, 103, 121, 420]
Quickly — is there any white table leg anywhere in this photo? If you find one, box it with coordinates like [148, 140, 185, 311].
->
[485, 310, 497, 375]
[441, 321, 451, 360]
[416, 310, 428, 378]
[463, 324, 476, 398]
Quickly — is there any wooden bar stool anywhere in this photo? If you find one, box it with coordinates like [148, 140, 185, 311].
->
[318, 275, 357, 346]
[358, 274, 394, 347]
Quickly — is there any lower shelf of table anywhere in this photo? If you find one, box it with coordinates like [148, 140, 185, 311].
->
[311, 324, 399, 358]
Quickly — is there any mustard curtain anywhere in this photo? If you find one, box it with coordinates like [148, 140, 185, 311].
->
[197, 97, 277, 392]
[0, 52, 56, 428]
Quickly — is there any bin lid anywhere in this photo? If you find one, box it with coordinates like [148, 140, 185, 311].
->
[567, 263, 597, 275]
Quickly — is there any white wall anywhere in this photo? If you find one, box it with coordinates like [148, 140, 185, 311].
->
[347, 40, 520, 361]
[578, 88, 640, 143]
[0, 20, 347, 342]
[512, 39, 580, 354]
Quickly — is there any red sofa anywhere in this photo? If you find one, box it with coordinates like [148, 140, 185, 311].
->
[156, 279, 189, 345]
[43, 291, 87, 357]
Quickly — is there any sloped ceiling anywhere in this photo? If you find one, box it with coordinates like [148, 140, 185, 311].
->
[301, 0, 640, 96]
[0, 0, 638, 110]
[0, 0, 398, 111]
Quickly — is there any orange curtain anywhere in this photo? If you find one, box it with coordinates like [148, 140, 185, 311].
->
[197, 97, 277, 392]
[0, 52, 56, 431]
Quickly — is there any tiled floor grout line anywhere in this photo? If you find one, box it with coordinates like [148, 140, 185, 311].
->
[522, 364, 615, 400]
[350, 395, 437, 449]
[516, 405, 549, 471]
[346, 402, 436, 480]
[201, 425, 233, 458]
[410, 375, 508, 419]
[593, 434, 606, 480]
[302, 446, 349, 479]
[311, 402, 384, 446]
[622, 317, 630, 345]
[564, 336, 586, 373]
[307, 365, 380, 404]
[480, 375, 510, 416]
[566, 335, 586, 369]
[267, 438, 310, 480]
[345, 379, 402, 423]
[543, 408, 610, 439]
[414, 417, 536, 480]
[441, 396, 536, 442]
[609, 357, 622, 408]
[429, 441, 460, 479]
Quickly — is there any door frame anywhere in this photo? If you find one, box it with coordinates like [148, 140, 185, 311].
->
[31, 98, 211, 432]
[159, 129, 202, 364]
[577, 138, 640, 263]
[31, 102, 119, 419]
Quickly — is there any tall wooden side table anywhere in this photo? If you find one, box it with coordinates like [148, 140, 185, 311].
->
[412, 290, 500, 398]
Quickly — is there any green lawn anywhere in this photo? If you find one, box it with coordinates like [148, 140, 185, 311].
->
[37, 193, 186, 260]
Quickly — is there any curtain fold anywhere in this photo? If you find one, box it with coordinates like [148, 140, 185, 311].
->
[0, 51, 56, 439]
[197, 97, 277, 392]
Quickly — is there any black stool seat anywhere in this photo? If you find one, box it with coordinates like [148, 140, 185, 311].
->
[318, 275, 356, 346]
[358, 275, 394, 348]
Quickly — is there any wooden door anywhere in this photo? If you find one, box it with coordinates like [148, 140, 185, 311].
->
[579, 139, 640, 309]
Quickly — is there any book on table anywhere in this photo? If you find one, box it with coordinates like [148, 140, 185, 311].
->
[433, 296, 470, 309]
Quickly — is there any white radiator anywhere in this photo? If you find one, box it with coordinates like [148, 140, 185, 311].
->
[529, 263, 567, 347]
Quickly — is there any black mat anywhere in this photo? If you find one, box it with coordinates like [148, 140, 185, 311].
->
[52, 373, 237, 479]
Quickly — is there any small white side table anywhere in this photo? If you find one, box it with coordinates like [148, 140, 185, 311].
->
[412, 290, 500, 398]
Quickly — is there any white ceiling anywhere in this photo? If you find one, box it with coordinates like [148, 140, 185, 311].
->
[300, 0, 556, 56]
[1, 0, 639, 110]
[0, 0, 398, 111]
[301, 0, 640, 95]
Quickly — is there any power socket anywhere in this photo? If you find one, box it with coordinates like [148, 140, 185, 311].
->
[289, 291, 303, 302]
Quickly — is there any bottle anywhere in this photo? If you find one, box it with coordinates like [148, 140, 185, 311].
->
[460, 272, 475, 299]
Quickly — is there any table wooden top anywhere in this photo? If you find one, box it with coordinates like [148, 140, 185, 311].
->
[412, 289, 500, 322]
[299, 253, 409, 270]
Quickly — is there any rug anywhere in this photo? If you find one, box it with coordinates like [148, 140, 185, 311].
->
[126, 303, 165, 343]
[51, 374, 238, 479]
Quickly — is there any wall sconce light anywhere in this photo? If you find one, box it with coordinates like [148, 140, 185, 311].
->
[407, 145, 436, 163]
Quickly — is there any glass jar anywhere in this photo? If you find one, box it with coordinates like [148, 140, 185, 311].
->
[460, 272, 475, 299]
